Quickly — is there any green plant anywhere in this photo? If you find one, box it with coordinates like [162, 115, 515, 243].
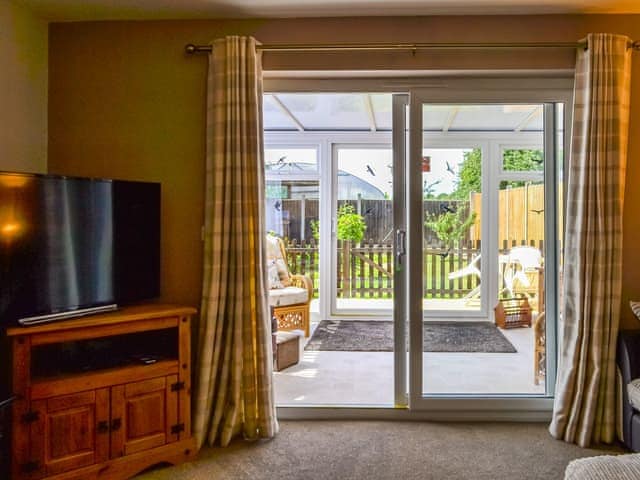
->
[337, 204, 366, 243]
[425, 209, 477, 248]
[310, 219, 320, 240]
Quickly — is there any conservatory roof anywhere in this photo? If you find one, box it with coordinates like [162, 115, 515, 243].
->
[263, 93, 545, 133]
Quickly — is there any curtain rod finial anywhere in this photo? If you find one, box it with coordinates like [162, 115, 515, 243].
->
[185, 44, 196, 55]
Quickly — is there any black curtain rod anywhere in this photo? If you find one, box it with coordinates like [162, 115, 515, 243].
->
[185, 40, 640, 55]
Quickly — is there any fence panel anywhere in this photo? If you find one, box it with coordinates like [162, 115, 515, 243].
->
[284, 238, 485, 300]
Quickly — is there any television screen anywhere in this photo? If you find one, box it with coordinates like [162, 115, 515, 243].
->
[0, 173, 160, 326]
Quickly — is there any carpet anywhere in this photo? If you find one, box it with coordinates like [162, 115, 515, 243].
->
[137, 421, 623, 480]
[304, 320, 517, 353]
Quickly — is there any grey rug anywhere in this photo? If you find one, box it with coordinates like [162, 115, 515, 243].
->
[304, 320, 517, 353]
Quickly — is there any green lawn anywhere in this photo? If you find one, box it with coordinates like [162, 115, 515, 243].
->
[290, 253, 479, 300]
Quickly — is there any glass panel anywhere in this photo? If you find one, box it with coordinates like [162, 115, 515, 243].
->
[335, 147, 393, 313]
[502, 149, 544, 172]
[371, 93, 393, 130]
[422, 147, 482, 313]
[450, 104, 541, 131]
[263, 95, 298, 131]
[265, 147, 317, 174]
[422, 105, 453, 131]
[421, 103, 548, 397]
[276, 93, 370, 130]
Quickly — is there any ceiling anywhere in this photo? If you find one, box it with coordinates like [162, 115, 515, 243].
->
[15, 0, 640, 21]
[263, 93, 545, 132]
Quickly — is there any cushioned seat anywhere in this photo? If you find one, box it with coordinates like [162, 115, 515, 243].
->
[268, 287, 309, 307]
[629, 379, 640, 412]
[618, 331, 640, 451]
[565, 454, 640, 479]
[266, 235, 313, 337]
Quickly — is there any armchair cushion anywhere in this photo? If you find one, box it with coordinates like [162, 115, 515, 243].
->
[266, 235, 291, 286]
[268, 287, 308, 308]
[267, 260, 284, 289]
[629, 379, 640, 412]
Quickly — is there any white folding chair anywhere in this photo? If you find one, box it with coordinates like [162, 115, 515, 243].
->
[448, 254, 482, 301]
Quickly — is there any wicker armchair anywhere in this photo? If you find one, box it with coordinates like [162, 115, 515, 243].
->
[266, 235, 313, 337]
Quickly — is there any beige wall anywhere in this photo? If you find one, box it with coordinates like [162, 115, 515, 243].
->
[0, 1, 48, 173]
[48, 15, 640, 326]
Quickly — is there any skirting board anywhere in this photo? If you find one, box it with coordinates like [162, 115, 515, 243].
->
[277, 403, 554, 422]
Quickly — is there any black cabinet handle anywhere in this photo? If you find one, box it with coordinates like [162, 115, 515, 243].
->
[97, 421, 109, 434]
[111, 418, 122, 431]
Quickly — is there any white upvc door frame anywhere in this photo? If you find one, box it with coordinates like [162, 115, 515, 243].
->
[407, 84, 572, 412]
[264, 75, 572, 417]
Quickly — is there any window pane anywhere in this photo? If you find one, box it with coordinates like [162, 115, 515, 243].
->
[263, 95, 298, 131]
[422, 147, 482, 313]
[502, 149, 544, 172]
[451, 104, 542, 131]
[276, 93, 370, 130]
[265, 147, 317, 174]
[335, 147, 393, 313]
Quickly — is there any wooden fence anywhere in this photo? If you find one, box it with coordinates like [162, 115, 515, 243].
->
[285, 239, 485, 299]
[267, 198, 472, 244]
[270, 191, 554, 249]
[285, 237, 545, 300]
[469, 183, 563, 245]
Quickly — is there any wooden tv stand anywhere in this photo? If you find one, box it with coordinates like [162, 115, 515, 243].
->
[5, 304, 197, 480]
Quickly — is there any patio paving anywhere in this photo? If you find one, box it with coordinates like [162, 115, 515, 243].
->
[274, 304, 544, 405]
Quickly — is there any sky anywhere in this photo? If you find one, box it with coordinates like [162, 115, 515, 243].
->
[265, 147, 471, 199]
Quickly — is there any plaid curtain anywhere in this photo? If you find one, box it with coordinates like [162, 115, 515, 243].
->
[193, 36, 278, 448]
[550, 33, 632, 447]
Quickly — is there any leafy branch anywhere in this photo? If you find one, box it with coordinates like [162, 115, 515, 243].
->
[425, 209, 477, 248]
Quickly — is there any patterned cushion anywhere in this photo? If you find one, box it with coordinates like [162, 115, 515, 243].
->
[266, 235, 283, 261]
[630, 301, 640, 320]
[266, 235, 291, 287]
[629, 378, 640, 412]
[268, 287, 308, 307]
[565, 454, 640, 480]
[267, 260, 284, 289]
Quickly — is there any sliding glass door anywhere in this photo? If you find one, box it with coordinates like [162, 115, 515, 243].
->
[263, 80, 570, 413]
[407, 88, 570, 409]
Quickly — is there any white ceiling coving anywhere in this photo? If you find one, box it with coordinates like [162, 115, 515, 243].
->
[14, 0, 640, 22]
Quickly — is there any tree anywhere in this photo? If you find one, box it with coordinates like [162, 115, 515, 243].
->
[450, 148, 543, 199]
[451, 149, 482, 200]
[336, 204, 366, 243]
[311, 205, 367, 243]
[425, 209, 477, 248]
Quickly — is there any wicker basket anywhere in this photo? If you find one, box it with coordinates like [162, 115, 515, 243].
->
[494, 297, 532, 329]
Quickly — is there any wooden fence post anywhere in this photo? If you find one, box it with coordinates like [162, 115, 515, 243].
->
[342, 240, 351, 298]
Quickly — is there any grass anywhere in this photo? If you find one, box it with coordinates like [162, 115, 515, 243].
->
[290, 252, 480, 300]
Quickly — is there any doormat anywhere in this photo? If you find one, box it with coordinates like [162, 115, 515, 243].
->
[304, 320, 517, 353]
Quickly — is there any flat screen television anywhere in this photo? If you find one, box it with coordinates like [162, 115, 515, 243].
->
[0, 172, 160, 327]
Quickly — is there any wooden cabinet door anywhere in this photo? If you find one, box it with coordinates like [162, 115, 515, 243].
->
[110, 375, 179, 458]
[29, 389, 109, 478]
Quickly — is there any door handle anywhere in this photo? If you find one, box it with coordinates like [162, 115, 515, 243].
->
[396, 229, 406, 270]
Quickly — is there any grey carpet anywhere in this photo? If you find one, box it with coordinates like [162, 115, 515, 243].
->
[304, 320, 517, 353]
[136, 421, 624, 480]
